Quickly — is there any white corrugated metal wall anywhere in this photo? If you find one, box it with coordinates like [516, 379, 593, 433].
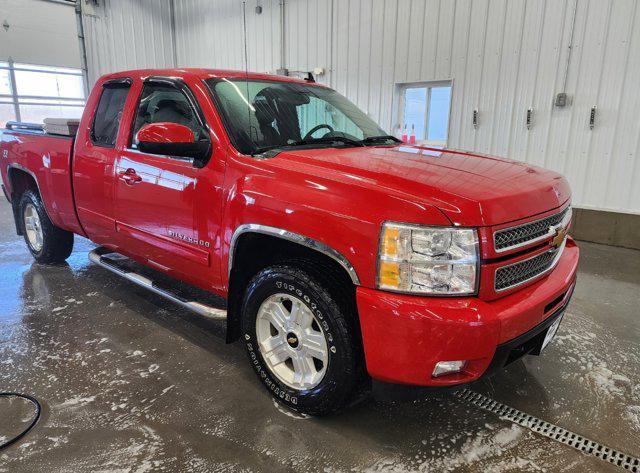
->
[81, 0, 175, 86]
[84, 0, 640, 215]
[173, 0, 332, 84]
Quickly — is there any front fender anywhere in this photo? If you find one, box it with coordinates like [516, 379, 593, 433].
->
[221, 153, 452, 289]
[229, 223, 361, 284]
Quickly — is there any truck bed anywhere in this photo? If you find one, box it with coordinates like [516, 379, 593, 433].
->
[0, 126, 85, 236]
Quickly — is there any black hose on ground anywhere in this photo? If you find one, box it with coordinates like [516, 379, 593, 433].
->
[0, 392, 41, 450]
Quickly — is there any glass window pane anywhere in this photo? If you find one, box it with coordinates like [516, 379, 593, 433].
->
[297, 96, 363, 139]
[403, 87, 427, 140]
[18, 97, 85, 106]
[427, 86, 451, 142]
[132, 83, 205, 145]
[91, 86, 130, 147]
[0, 69, 11, 95]
[0, 103, 17, 128]
[298, 96, 325, 136]
[208, 79, 385, 154]
[14, 70, 85, 99]
[15, 63, 82, 75]
[19, 104, 84, 124]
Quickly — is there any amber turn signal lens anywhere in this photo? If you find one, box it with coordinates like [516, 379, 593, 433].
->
[380, 226, 400, 258]
[378, 261, 400, 288]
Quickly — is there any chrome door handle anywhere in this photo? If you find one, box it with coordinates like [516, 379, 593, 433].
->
[118, 168, 142, 185]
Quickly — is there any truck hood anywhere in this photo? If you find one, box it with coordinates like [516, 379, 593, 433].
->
[273, 145, 571, 226]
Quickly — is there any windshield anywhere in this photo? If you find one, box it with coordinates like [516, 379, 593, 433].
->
[205, 78, 389, 155]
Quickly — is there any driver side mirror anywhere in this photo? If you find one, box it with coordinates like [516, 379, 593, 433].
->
[136, 122, 211, 167]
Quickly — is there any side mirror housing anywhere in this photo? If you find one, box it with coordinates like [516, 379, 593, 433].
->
[136, 122, 211, 167]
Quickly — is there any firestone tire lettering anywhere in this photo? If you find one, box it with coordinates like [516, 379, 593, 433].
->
[240, 263, 365, 416]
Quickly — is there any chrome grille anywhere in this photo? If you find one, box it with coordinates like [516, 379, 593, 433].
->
[495, 244, 563, 291]
[494, 207, 569, 252]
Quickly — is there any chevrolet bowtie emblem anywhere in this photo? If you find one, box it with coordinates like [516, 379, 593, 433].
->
[551, 227, 566, 249]
[287, 336, 298, 344]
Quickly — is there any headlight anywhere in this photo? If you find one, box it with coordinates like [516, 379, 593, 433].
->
[377, 223, 479, 295]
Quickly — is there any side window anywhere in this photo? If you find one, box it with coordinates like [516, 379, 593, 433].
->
[91, 84, 130, 147]
[131, 83, 206, 148]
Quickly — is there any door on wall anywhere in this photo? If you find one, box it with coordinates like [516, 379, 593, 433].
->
[397, 81, 452, 147]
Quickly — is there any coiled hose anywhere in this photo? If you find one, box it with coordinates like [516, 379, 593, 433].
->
[0, 392, 41, 450]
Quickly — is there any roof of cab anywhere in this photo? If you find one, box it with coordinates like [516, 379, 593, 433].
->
[99, 68, 324, 86]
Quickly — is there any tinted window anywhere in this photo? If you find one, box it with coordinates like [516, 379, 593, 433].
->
[91, 85, 130, 147]
[131, 83, 206, 147]
[297, 96, 362, 139]
[206, 79, 387, 155]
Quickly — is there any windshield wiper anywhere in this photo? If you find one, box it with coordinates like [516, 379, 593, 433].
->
[253, 136, 365, 156]
[288, 136, 366, 148]
[360, 135, 403, 145]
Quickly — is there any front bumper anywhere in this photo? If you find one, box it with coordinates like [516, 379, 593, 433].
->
[356, 238, 579, 386]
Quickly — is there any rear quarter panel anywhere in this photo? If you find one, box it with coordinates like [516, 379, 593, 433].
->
[1, 131, 84, 235]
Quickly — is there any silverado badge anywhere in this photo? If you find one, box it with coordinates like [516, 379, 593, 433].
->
[168, 230, 211, 248]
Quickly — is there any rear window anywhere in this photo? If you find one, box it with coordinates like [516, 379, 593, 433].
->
[91, 83, 130, 147]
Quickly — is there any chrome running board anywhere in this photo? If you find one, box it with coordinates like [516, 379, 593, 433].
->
[88, 248, 227, 321]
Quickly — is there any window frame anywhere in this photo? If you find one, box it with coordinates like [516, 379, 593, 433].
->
[0, 60, 86, 127]
[395, 79, 453, 147]
[90, 78, 132, 149]
[127, 76, 211, 161]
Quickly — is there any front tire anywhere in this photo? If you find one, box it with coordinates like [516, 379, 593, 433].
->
[241, 263, 364, 416]
[20, 190, 74, 264]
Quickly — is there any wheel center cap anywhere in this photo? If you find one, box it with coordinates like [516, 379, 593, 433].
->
[286, 332, 299, 348]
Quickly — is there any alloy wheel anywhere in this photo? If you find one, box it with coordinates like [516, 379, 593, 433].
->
[256, 293, 329, 390]
[23, 203, 43, 252]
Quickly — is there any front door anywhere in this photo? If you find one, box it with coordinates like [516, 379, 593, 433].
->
[113, 78, 219, 290]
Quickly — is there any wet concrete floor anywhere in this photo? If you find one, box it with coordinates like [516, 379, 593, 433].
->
[0, 199, 638, 472]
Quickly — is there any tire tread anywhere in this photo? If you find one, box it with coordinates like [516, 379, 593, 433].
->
[242, 260, 366, 416]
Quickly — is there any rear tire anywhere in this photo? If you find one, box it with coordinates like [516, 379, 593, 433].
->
[20, 190, 73, 264]
[241, 263, 365, 416]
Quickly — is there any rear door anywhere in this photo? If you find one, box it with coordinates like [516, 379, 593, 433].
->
[113, 77, 219, 289]
[73, 78, 131, 246]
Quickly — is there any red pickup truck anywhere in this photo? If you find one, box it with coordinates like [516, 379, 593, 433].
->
[1, 68, 578, 415]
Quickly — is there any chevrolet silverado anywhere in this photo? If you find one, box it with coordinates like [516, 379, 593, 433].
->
[0, 68, 579, 415]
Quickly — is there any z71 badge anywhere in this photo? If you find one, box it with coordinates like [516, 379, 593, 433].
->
[168, 230, 211, 248]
